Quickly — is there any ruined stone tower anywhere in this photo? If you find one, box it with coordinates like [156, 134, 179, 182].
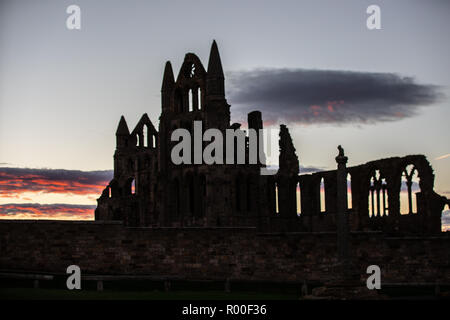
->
[96, 41, 267, 227]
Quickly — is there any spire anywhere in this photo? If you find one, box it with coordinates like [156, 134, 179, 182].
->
[161, 61, 175, 92]
[116, 116, 130, 136]
[206, 40, 225, 98]
[207, 40, 224, 78]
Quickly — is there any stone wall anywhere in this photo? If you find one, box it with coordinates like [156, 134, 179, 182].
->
[0, 220, 449, 284]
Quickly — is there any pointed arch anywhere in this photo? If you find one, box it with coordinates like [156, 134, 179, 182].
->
[188, 89, 194, 112]
[275, 181, 279, 214]
[198, 87, 202, 110]
[381, 177, 388, 216]
[347, 173, 352, 210]
[320, 177, 326, 213]
[173, 53, 206, 115]
[177, 53, 207, 81]
[143, 124, 148, 147]
[400, 164, 421, 214]
[369, 176, 374, 217]
[368, 169, 385, 217]
[131, 114, 158, 148]
[124, 177, 136, 196]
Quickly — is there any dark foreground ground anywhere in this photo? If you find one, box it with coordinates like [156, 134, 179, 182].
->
[1, 279, 448, 300]
[0, 288, 299, 300]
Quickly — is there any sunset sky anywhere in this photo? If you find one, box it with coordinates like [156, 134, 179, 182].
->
[0, 0, 449, 228]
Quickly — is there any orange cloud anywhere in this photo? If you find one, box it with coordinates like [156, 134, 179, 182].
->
[0, 168, 112, 197]
[0, 203, 95, 220]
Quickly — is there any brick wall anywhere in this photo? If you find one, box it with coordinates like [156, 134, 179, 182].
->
[0, 221, 448, 284]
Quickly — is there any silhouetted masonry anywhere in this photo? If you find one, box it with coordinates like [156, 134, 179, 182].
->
[1, 221, 449, 286]
[95, 41, 448, 235]
[1, 42, 449, 295]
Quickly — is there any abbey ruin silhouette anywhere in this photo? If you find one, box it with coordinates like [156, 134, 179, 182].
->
[2, 41, 449, 298]
[95, 41, 448, 234]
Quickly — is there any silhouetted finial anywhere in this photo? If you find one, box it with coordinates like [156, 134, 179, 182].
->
[206, 40, 225, 98]
[335, 145, 348, 165]
[116, 116, 130, 136]
[207, 40, 224, 78]
[161, 61, 175, 91]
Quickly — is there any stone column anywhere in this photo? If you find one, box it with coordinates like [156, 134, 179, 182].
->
[335, 145, 349, 263]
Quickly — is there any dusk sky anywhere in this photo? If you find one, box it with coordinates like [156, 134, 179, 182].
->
[0, 0, 449, 226]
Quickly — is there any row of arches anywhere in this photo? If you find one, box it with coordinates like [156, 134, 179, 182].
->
[136, 124, 157, 148]
[272, 181, 302, 214]
[244, 162, 423, 218]
[367, 164, 421, 218]
[270, 174, 353, 216]
[130, 114, 158, 149]
[105, 177, 136, 198]
[174, 86, 203, 113]
[368, 170, 388, 217]
[173, 60, 205, 114]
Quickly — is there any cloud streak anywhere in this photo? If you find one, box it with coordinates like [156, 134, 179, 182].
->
[300, 165, 326, 174]
[0, 203, 95, 220]
[0, 167, 113, 197]
[227, 68, 442, 125]
[435, 154, 450, 161]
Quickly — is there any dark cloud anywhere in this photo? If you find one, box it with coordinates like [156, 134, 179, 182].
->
[0, 203, 96, 220]
[227, 68, 442, 125]
[442, 210, 450, 231]
[300, 165, 325, 173]
[0, 167, 113, 196]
